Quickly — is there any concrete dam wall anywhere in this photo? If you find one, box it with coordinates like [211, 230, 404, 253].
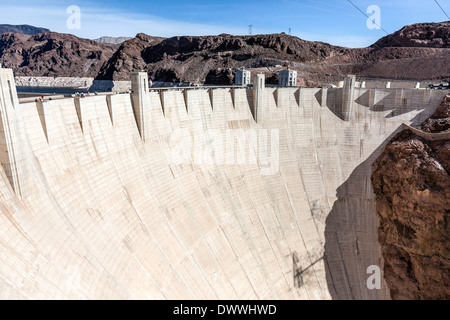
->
[0, 68, 448, 299]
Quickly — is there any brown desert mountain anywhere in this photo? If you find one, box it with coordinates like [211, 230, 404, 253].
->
[0, 24, 50, 35]
[0, 32, 116, 78]
[372, 21, 450, 48]
[0, 21, 449, 84]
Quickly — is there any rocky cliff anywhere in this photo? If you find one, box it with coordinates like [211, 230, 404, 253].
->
[372, 95, 450, 300]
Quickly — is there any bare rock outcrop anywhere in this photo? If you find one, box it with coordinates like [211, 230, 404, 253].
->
[0, 32, 116, 77]
[95, 33, 348, 82]
[372, 95, 450, 300]
[372, 21, 450, 48]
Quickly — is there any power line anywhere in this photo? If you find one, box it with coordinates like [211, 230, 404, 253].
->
[346, 0, 406, 48]
[434, 0, 450, 20]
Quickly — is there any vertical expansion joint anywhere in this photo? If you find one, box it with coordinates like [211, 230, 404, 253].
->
[296, 87, 302, 106]
[159, 90, 165, 115]
[7, 80, 15, 109]
[74, 97, 83, 132]
[209, 88, 214, 110]
[231, 87, 237, 108]
[35, 100, 49, 142]
[183, 89, 189, 113]
[0, 68, 24, 196]
[341, 75, 356, 121]
[106, 95, 114, 125]
[320, 88, 327, 108]
[276, 88, 282, 108]
[130, 71, 150, 141]
[252, 73, 265, 122]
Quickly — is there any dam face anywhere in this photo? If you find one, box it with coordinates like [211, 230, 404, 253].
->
[0, 68, 448, 299]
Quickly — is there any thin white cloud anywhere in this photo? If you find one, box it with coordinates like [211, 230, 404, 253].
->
[0, 3, 250, 39]
[0, 1, 391, 47]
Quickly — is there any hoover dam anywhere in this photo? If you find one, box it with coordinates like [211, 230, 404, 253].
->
[0, 68, 448, 300]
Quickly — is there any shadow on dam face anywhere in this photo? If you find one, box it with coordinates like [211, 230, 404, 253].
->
[322, 88, 439, 124]
[320, 88, 447, 299]
[323, 128, 403, 300]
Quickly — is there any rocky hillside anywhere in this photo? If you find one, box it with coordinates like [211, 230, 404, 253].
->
[372, 95, 450, 300]
[372, 21, 450, 48]
[0, 21, 449, 84]
[0, 24, 50, 35]
[94, 21, 450, 84]
[95, 33, 165, 80]
[0, 32, 116, 77]
[96, 32, 349, 82]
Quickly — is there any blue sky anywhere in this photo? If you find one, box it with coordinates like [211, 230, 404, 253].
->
[0, 0, 448, 47]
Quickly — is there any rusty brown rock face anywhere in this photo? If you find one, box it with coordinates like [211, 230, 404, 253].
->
[372, 95, 450, 300]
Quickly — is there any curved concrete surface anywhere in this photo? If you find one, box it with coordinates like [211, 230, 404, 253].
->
[0, 68, 448, 299]
[402, 123, 450, 141]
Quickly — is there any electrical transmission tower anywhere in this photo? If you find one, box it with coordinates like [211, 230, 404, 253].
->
[249, 25, 253, 35]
